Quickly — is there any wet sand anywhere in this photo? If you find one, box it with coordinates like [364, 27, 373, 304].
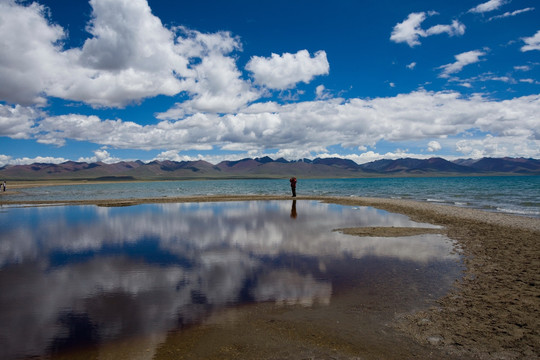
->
[1, 191, 539, 359]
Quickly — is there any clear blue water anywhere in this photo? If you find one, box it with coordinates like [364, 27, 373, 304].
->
[4, 176, 540, 217]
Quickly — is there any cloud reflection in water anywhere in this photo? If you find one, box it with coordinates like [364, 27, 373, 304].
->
[0, 200, 459, 359]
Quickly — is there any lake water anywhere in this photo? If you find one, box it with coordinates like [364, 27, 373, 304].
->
[4, 176, 540, 217]
[0, 200, 461, 359]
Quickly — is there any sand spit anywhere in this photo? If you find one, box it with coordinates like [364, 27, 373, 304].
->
[334, 226, 443, 237]
[1, 194, 539, 359]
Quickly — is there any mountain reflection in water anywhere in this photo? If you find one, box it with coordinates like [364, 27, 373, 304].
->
[0, 200, 460, 359]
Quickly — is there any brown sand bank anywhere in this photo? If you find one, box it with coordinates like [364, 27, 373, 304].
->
[1, 193, 539, 359]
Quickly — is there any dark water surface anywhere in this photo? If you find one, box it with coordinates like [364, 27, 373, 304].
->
[0, 200, 461, 359]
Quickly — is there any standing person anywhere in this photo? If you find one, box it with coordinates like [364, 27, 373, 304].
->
[289, 177, 297, 197]
[2, 181, 5, 192]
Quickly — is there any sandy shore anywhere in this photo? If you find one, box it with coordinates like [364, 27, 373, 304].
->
[1, 192, 539, 359]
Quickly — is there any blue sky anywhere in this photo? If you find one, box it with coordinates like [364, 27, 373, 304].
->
[0, 0, 539, 165]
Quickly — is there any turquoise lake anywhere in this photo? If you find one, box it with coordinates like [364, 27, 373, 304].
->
[4, 176, 539, 217]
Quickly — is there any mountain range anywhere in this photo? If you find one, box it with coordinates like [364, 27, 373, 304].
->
[0, 157, 539, 181]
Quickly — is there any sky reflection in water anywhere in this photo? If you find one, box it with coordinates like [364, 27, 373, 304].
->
[0, 200, 460, 359]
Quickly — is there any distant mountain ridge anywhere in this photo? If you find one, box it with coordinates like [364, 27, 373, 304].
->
[0, 157, 538, 180]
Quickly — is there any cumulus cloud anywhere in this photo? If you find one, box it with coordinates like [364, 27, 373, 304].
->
[0, 0, 185, 107]
[35, 113, 167, 148]
[0, 154, 11, 167]
[246, 50, 329, 90]
[77, 149, 121, 163]
[0, 155, 68, 166]
[456, 134, 540, 158]
[427, 140, 442, 152]
[0, 0, 258, 110]
[469, 0, 508, 14]
[315, 85, 332, 100]
[521, 30, 540, 52]
[1, 91, 530, 160]
[171, 28, 260, 114]
[154, 150, 204, 162]
[390, 12, 426, 47]
[0, 104, 40, 139]
[390, 12, 465, 47]
[0, 1, 66, 105]
[439, 50, 486, 78]
[80, 0, 176, 72]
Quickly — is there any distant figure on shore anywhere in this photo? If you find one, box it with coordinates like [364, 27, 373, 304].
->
[289, 177, 297, 197]
[1, 181, 5, 192]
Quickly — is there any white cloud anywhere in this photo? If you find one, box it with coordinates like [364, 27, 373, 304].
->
[407, 62, 417, 70]
[390, 12, 426, 47]
[2, 91, 539, 164]
[3, 91, 530, 160]
[469, 0, 508, 14]
[170, 28, 260, 114]
[427, 140, 442, 152]
[316, 150, 422, 164]
[390, 12, 465, 47]
[520, 78, 539, 84]
[488, 7, 534, 21]
[0, 0, 258, 110]
[0, 154, 12, 167]
[521, 30, 540, 52]
[0, 155, 68, 166]
[514, 65, 531, 71]
[77, 149, 121, 164]
[0, 0, 188, 107]
[315, 85, 332, 100]
[449, 72, 522, 87]
[174, 53, 259, 113]
[425, 20, 465, 37]
[80, 0, 178, 72]
[246, 50, 329, 90]
[488, 75, 515, 83]
[456, 134, 539, 158]
[439, 50, 486, 78]
[0, 104, 40, 139]
[0, 1, 66, 105]
[154, 150, 203, 162]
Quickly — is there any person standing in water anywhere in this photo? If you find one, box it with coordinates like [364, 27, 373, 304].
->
[289, 177, 297, 197]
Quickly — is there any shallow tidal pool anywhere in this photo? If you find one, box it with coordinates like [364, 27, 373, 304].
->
[0, 200, 462, 359]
